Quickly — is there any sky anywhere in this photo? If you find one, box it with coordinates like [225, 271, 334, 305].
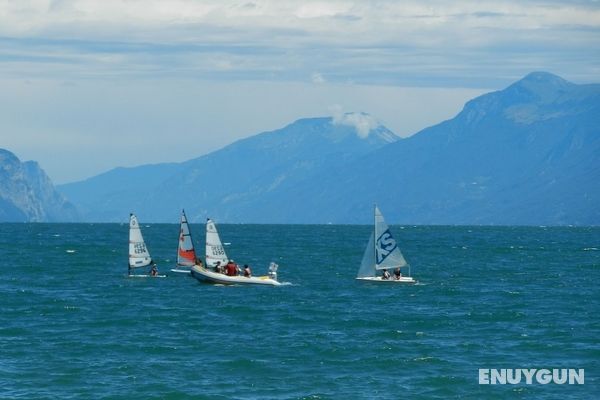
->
[1, 0, 599, 184]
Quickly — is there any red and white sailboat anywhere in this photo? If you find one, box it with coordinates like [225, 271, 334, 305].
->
[171, 209, 200, 274]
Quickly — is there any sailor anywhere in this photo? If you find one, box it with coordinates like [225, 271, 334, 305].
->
[382, 269, 391, 280]
[243, 264, 252, 278]
[394, 267, 402, 280]
[226, 260, 239, 276]
[268, 262, 278, 280]
[150, 264, 158, 276]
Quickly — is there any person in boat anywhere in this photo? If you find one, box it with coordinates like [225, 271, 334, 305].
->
[382, 269, 391, 280]
[225, 260, 240, 276]
[394, 267, 402, 280]
[268, 262, 278, 280]
[214, 261, 222, 274]
[243, 264, 251, 278]
[150, 263, 158, 277]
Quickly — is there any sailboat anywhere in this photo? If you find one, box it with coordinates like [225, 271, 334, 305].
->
[128, 213, 165, 278]
[356, 205, 416, 283]
[170, 209, 200, 274]
[190, 218, 282, 285]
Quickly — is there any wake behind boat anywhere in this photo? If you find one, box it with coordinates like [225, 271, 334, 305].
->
[356, 205, 416, 284]
[128, 213, 166, 278]
[190, 218, 282, 286]
[171, 209, 201, 275]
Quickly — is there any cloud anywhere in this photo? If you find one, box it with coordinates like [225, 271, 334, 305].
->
[311, 72, 325, 84]
[332, 108, 381, 138]
[0, 1, 598, 87]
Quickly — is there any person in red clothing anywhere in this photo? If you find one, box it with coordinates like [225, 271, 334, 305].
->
[225, 260, 239, 276]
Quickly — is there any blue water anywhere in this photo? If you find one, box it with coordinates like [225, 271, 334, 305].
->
[0, 223, 598, 399]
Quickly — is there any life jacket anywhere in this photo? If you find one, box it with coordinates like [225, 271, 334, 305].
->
[226, 263, 237, 276]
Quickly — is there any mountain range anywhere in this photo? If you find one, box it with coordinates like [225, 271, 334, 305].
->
[59, 115, 398, 223]
[267, 72, 600, 225]
[2, 72, 598, 225]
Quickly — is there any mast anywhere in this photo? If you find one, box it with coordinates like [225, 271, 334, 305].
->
[373, 204, 378, 269]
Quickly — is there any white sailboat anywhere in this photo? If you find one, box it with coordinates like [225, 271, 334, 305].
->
[170, 209, 200, 274]
[128, 213, 165, 278]
[356, 205, 416, 283]
[191, 218, 282, 286]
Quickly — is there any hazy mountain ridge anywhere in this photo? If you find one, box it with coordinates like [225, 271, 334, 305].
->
[0, 149, 78, 222]
[60, 115, 398, 222]
[56, 72, 599, 225]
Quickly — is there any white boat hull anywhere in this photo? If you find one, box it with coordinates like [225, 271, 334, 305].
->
[191, 265, 281, 286]
[127, 274, 167, 278]
[356, 276, 416, 284]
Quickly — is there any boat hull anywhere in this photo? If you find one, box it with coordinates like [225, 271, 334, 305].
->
[127, 274, 167, 278]
[191, 265, 281, 286]
[356, 276, 416, 284]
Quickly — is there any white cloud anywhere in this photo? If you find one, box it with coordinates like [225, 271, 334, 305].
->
[311, 72, 325, 84]
[332, 109, 381, 138]
[0, 1, 598, 87]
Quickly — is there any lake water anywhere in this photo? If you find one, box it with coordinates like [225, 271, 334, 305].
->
[0, 223, 598, 399]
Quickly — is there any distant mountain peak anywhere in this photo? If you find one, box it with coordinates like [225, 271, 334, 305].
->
[331, 111, 398, 143]
[507, 71, 573, 97]
[332, 111, 380, 137]
[520, 71, 570, 86]
[459, 72, 582, 125]
[268, 113, 398, 145]
[0, 148, 20, 165]
[0, 148, 78, 222]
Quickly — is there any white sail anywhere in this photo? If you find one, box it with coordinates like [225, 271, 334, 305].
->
[373, 205, 407, 270]
[129, 213, 152, 269]
[177, 210, 197, 267]
[205, 218, 228, 268]
[357, 231, 376, 278]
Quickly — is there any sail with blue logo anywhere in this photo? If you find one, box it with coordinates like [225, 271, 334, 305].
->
[357, 205, 407, 278]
